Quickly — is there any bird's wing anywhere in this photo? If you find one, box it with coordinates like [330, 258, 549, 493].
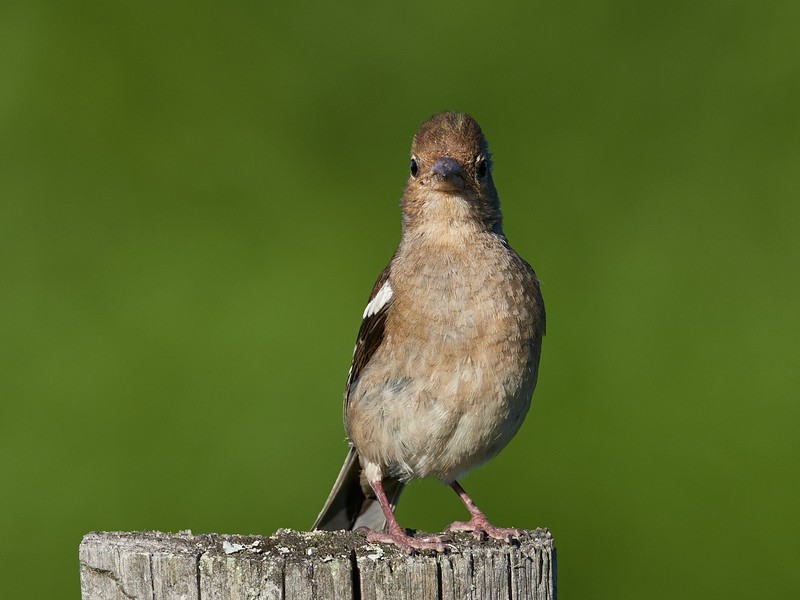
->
[344, 263, 393, 408]
[313, 263, 401, 532]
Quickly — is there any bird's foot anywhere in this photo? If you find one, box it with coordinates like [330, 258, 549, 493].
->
[365, 526, 449, 554]
[447, 515, 521, 543]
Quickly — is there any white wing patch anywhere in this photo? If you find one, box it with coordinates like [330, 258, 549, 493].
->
[362, 280, 393, 318]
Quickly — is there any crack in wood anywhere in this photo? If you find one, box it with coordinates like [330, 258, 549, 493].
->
[79, 563, 138, 600]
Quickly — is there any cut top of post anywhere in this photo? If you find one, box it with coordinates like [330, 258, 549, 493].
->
[80, 528, 556, 600]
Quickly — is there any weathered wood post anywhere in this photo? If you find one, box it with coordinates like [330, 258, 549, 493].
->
[80, 529, 556, 599]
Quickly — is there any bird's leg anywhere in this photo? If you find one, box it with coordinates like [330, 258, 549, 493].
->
[364, 475, 448, 553]
[447, 480, 521, 543]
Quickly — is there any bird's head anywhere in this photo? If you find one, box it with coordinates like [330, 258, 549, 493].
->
[402, 112, 502, 233]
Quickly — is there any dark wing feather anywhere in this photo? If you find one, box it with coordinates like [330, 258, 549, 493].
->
[345, 263, 392, 406]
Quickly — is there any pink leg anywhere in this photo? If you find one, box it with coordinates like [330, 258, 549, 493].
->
[447, 480, 521, 543]
[364, 478, 448, 554]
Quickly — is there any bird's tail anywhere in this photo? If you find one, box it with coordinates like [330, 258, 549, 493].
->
[312, 446, 404, 532]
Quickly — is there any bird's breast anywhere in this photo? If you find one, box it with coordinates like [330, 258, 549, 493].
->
[345, 235, 541, 482]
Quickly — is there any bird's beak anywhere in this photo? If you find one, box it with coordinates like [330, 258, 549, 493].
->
[430, 157, 465, 192]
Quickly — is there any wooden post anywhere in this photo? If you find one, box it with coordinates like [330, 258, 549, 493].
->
[80, 528, 556, 600]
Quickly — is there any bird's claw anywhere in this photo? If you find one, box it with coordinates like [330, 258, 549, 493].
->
[365, 528, 449, 554]
[447, 518, 521, 543]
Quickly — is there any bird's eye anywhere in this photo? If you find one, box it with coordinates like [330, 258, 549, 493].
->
[410, 158, 419, 177]
[477, 158, 488, 178]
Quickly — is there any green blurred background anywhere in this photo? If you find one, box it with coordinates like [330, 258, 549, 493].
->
[2, 0, 799, 597]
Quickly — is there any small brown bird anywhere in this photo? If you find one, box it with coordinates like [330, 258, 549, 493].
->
[313, 112, 545, 553]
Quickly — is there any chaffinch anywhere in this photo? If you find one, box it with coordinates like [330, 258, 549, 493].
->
[313, 112, 545, 553]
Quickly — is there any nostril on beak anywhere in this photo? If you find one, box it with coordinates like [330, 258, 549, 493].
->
[431, 157, 464, 180]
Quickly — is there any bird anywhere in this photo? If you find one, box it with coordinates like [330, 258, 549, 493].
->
[312, 111, 545, 553]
